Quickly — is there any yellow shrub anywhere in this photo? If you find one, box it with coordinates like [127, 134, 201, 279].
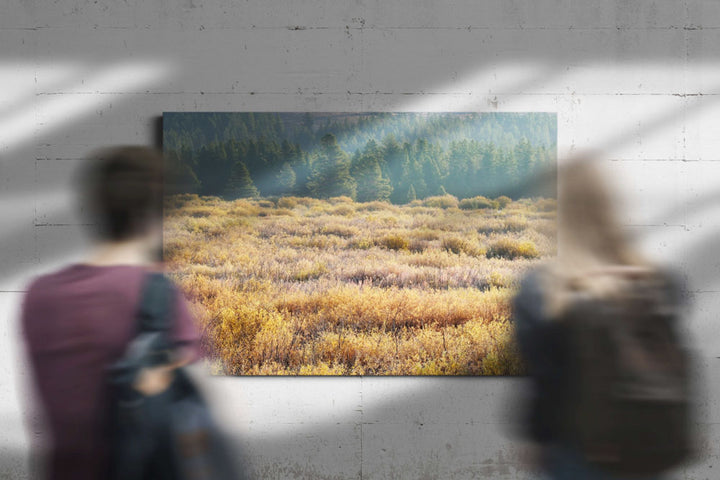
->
[348, 238, 375, 250]
[210, 304, 270, 375]
[182, 217, 232, 237]
[487, 271, 512, 289]
[422, 194, 459, 209]
[251, 312, 296, 366]
[293, 262, 328, 281]
[535, 198, 557, 212]
[410, 228, 441, 241]
[408, 239, 428, 253]
[277, 197, 298, 209]
[298, 362, 347, 375]
[495, 195, 512, 209]
[328, 196, 354, 204]
[356, 201, 397, 212]
[331, 204, 355, 216]
[476, 218, 505, 235]
[165, 193, 201, 210]
[503, 215, 528, 232]
[380, 234, 410, 251]
[320, 224, 359, 238]
[459, 196, 496, 210]
[291, 235, 344, 250]
[405, 250, 459, 269]
[441, 236, 484, 257]
[266, 208, 295, 216]
[184, 205, 225, 217]
[229, 201, 261, 216]
[486, 238, 539, 259]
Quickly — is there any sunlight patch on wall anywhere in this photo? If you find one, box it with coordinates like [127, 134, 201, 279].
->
[0, 61, 173, 153]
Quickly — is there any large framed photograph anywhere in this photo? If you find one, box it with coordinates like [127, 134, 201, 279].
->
[163, 112, 556, 375]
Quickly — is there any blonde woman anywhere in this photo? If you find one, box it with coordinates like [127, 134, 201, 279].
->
[513, 158, 691, 480]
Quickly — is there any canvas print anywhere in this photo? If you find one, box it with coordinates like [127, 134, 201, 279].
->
[162, 112, 557, 375]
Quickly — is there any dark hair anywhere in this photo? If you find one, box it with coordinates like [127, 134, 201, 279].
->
[80, 146, 164, 241]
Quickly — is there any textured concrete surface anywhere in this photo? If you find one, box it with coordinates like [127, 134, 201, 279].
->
[1, 1, 720, 478]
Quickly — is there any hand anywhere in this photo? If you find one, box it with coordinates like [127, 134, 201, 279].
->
[133, 365, 174, 396]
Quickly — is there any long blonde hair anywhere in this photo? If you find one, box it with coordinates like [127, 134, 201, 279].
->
[543, 156, 650, 318]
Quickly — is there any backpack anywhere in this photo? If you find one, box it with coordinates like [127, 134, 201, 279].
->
[107, 272, 244, 480]
[560, 269, 693, 476]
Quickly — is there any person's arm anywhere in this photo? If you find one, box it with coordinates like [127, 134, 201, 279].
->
[133, 282, 201, 396]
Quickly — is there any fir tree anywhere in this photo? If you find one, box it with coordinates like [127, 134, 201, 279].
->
[382, 135, 404, 198]
[353, 140, 392, 202]
[195, 145, 231, 196]
[355, 159, 392, 202]
[291, 153, 312, 196]
[307, 134, 356, 199]
[166, 150, 200, 194]
[224, 161, 259, 199]
[406, 184, 417, 203]
[276, 162, 296, 195]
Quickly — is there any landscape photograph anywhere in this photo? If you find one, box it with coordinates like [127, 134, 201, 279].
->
[162, 112, 557, 375]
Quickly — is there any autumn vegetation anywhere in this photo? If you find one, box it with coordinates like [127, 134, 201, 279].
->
[164, 193, 556, 375]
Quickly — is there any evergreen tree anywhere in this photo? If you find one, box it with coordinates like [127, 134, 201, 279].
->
[514, 138, 534, 176]
[410, 138, 438, 197]
[276, 162, 296, 195]
[292, 153, 312, 196]
[513, 137, 535, 195]
[479, 143, 500, 197]
[498, 149, 518, 198]
[307, 134, 356, 199]
[166, 150, 200, 194]
[195, 144, 232, 196]
[408, 157, 427, 198]
[383, 135, 406, 203]
[352, 140, 392, 202]
[224, 161, 259, 199]
[355, 159, 392, 202]
[406, 184, 417, 203]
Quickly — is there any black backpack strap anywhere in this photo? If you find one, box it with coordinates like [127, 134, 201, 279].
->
[132, 272, 176, 366]
[137, 272, 175, 334]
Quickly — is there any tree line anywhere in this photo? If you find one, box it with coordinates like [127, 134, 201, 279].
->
[164, 112, 556, 202]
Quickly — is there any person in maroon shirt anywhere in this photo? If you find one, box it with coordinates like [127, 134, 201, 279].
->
[21, 146, 200, 480]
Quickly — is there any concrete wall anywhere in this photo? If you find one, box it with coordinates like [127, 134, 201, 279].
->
[1, 1, 719, 478]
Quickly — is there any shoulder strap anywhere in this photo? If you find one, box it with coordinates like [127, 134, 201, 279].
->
[136, 272, 175, 335]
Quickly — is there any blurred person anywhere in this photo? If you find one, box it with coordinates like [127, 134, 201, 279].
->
[512, 158, 694, 479]
[20, 147, 201, 479]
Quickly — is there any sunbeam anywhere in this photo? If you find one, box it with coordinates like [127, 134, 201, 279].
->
[0, 63, 80, 122]
[0, 61, 173, 154]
